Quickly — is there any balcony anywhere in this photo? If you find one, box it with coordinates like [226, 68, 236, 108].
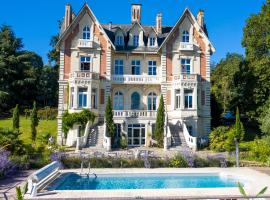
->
[179, 42, 194, 51]
[77, 39, 93, 48]
[173, 74, 198, 81]
[70, 71, 99, 80]
[112, 75, 160, 85]
[114, 110, 157, 119]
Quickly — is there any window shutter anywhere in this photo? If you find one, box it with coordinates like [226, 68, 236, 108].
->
[100, 89, 105, 104]
[201, 90, 205, 105]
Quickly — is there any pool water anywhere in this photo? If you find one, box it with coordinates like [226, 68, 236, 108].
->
[47, 173, 240, 190]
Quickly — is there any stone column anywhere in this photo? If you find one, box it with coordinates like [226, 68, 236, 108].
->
[180, 88, 185, 109]
[87, 84, 92, 109]
[74, 86, 78, 109]
[193, 86, 197, 109]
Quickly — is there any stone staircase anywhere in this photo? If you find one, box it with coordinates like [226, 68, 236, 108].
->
[86, 122, 104, 148]
[169, 122, 187, 148]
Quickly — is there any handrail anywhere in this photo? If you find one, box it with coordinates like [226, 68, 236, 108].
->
[103, 122, 111, 151]
[182, 121, 197, 151]
[112, 75, 160, 84]
[76, 121, 93, 149]
[113, 110, 157, 118]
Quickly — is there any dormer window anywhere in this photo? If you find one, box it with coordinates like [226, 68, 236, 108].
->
[149, 37, 156, 47]
[115, 35, 124, 46]
[133, 35, 139, 47]
[83, 26, 90, 40]
[182, 30, 189, 43]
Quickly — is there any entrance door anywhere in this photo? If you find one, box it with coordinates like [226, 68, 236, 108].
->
[127, 124, 146, 146]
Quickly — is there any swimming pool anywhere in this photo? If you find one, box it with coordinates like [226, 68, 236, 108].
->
[46, 172, 240, 190]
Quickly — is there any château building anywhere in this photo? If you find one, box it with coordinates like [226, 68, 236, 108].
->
[56, 3, 215, 150]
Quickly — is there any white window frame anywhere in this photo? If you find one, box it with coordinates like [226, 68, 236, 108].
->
[149, 37, 155, 47]
[182, 30, 189, 43]
[83, 26, 91, 40]
[78, 88, 87, 108]
[116, 35, 124, 46]
[114, 60, 124, 75]
[147, 92, 157, 111]
[131, 60, 141, 75]
[114, 91, 124, 110]
[148, 61, 157, 75]
[181, 58, 192, 74]
[91, 88, 97, 109]
[133, 35, 139, 47]
[80, 56, 91, 71]
[175, 89, 181, 109]
[184, 89, 193, 109]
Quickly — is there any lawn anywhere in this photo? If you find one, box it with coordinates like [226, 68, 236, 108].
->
[0, 116, 57, 145]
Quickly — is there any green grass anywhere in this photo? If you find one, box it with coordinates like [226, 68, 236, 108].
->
[0, 116, 57, 145]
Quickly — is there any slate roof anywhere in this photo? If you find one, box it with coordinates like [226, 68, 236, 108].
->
[102, 24, 173, 52]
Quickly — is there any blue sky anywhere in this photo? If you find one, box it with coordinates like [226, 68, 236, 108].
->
[0, 0, 264, 64]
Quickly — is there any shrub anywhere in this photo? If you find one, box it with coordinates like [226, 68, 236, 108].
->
[120, 136, 127, 149]
[10, 155, 30, 170]
[193, 156, 210, 168]
[37, 107, 58, 120]
[16, 186, 23, 200]
[209, 126, 230, 152]
[169, 154, 188, 168]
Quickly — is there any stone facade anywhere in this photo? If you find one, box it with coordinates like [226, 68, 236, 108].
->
[56, 3, 215, 150]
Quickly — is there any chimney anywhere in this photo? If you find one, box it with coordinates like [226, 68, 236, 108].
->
[64, 4, 72, 31]
[131, 4, 142, 24]
[197, 10, 204, 29]
[156, 13, 162, 34]
[108, 22, 112, 30]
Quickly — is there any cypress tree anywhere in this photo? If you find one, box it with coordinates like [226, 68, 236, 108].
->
[105, 96, 115, 145]
[154, 95, 165, 147]
[30, 101, 39, 142]
[12, 104, 19, 130]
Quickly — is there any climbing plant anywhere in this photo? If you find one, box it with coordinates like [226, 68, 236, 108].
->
[62, 109, 96, 138]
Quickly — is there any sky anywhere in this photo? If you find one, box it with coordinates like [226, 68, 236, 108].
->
[0, 0, 264, 64]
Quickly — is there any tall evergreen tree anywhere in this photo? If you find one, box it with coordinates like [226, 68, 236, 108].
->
[242, 0, 270, 118]
[30, 101, 39, 142]
[154, 95, 165, 147]
[12, 104, 19, 130]
[105, 96, 115, 145]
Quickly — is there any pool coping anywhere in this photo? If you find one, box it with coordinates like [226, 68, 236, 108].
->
[24, 167, 270, 199]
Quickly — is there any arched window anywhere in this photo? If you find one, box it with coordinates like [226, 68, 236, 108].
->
[147, 92, 157, 110]
[83, 26, 91, 40]
[131, 92, 140, 110]
[114, 91, 124, 110]
[182, 30, 189, 43]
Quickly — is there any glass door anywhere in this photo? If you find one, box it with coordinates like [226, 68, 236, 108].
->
[127, 124, 146, 146]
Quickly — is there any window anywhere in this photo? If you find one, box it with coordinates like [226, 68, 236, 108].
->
[131, 92, 140, 110]
[78, 88, 87, 108]
[114, 60, 124, 75]
[80, 56, 91, 71]
[181, 59, 191, 74]
[83, 26, 90, 40]
[184, 89, 193, 109]
[70, 87, 74, 108]
[91, 88, 97, 109]
[115, 35, 124, 46]
[149, 37, 155, 46]
[148, 61, 157, 75]
[148, 92, 157, 110]
[182, 30, 189, 43]
[133, 35, 139, 47]
[175, 89, 181, 109]
[128, 124, 145, 146]
[131, 60, 140, 75]
[114, 91, 124, 110]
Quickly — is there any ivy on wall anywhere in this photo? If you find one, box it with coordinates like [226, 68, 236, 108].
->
[62, 109, 96, 138]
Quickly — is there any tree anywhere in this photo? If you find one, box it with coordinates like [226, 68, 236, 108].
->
[242, 0, 270, 118]
[0, 25, 43, 113]
[154, 95, 165, 147]
[105, 96, 115, 145]
[30, 101, 39, 142]
[16, 186, 23, 200]
[225, 107, 245, 152]
[12, 104, 19, 130]
[259, 98, 270, 135]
